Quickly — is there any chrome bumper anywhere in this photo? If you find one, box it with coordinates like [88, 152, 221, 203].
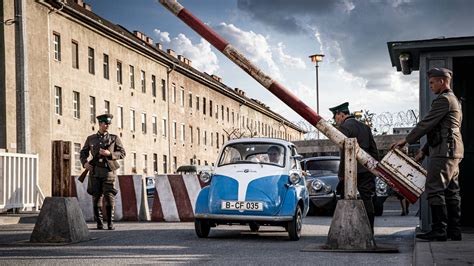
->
[194, 213, 293, 222]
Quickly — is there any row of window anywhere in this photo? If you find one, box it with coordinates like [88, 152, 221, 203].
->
[73, 143, 211, 174]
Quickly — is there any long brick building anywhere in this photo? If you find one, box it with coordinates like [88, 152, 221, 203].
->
[0, 0, 304, 196]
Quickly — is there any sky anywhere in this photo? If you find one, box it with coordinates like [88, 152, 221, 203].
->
[87, 0, 474, 133]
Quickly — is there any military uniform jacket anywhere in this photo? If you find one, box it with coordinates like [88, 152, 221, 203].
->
[338, 116, 379, 175]
[80, 132, 126, 171]
[406, 91, 463, 159]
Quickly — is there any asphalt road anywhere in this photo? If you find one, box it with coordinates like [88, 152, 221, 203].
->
[0, 197, 418, 265]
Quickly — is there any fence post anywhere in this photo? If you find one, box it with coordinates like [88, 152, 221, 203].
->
[52, 140, 71, 197]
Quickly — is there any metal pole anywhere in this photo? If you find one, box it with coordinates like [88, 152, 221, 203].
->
[315, 63, 319, 139]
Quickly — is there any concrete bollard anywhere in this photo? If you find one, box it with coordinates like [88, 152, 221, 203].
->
[30, 197, 90, 243]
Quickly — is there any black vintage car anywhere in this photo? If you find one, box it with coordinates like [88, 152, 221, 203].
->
[301, 156, 391, 216]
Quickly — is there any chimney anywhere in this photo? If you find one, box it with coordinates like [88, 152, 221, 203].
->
[75, 0, 84, 7]
[211, 74, 222, 83]
[83, 3, 92, 11]
[134, 31, 143, 39]
[155, 43, 163, 50]
[146, 37, 154, 46]
[177, 55, 184, 62]
[167, 49, 176, 57]
[187, 59, 192, 66]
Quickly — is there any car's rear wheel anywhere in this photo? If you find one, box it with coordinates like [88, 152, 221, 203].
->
[249, 222, 260, 232]
[195, 219, 210, 238]
[288, 206, 302, 241]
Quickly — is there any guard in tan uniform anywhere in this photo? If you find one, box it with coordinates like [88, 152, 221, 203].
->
[393, 67, 463, 241]
[330, 102, 379, 232]
[80, 114, 126, 230]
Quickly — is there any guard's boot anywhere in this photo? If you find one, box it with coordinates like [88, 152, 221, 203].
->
[367, 212, 375, 234]
[106, 205, 115, 230]
[93, 205, 104, 230]
[416, 205, 447, 241]
[447, 203, 462, 241]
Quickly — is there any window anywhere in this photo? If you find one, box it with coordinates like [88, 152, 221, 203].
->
[104, 100, 110, 114]
[89, 96, 96, 123]
[227, 107, 229, 122]
[129, 65, 135, 89]
[73, 91, 80, 119]
[215, 104, 219, 119]
[189, 91, 193, 108]
[163, 155, 168, 174]
[197, 127, 201, 145]
[153, 153, 158, 174]
[173, 121, 177, 140]
[141, 70, 146, 93]
[141, 113, 147, 134]
[216, 132, 219, 149]
[180, 87, 184, 106]
[88, 47, 94, 74]
[196, 96, 200, 111]
[204, 130, 207, 146]
[116, 61, 122, 84]
[117, 106, 123, 129]
[211, 132, 213, 146]
[152, 115, 157, 135]
[74, 143, 81, 171]
[151, 75, 156, 97]
[180, 123, 185, 142]
[162, 118, 167, 137]
[161, 79, 166, 101]
[232, 111, 235, 124]
[118, 159, 125, 175]
[221, 105, 224, 121]
[72, 40, 79, 69]
[53, 33, 61, 61]
[143, 154, 148, 174]
[103, 54, 109, 79]
[189, 126, 193, 144]
[203, 97, 206, 115]
[210, 100, 213, 117]
[173, 156, 177, 173]
[172, 83, 176, 103]
[54, 86, 62, 115]
[130, 109, 135, 132]
[132, 152, 137, 172]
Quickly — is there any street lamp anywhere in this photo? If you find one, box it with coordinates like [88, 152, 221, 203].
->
[309, 53, 324, 139]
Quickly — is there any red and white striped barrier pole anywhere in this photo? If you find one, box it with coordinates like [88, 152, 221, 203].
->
[158, 0, 420, 203]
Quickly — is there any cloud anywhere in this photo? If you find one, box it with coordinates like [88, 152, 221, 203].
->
[153, 29, 171, 43]
[215, 22, 282, 80]
[275, 43, 306, 70]
[237, 0, 474, 91]
[170, 33, 220, 74]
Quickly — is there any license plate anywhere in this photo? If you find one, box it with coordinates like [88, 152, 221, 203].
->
[221, 201, 263, 211]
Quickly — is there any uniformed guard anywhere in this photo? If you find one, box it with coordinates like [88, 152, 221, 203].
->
[330, 102, 379, 232]
[80, 114, 126, 230]
[392, 67, 463, 241]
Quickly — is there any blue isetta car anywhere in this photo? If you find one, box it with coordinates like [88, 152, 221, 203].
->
[194, 138, 309, 240]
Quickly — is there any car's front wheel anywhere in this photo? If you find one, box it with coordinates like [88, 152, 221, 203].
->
[288, 205, 302, 241]
[195, 219, 210, 238]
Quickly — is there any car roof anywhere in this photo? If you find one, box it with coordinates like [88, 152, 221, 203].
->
[225, 137, 295, 147]
[303, 156, 340, 162]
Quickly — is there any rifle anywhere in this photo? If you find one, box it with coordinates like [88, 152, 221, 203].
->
[78, 168, 89, 183]
[78, 135, 114, 183]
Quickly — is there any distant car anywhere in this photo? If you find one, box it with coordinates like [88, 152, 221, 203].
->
[176, 165, 215, 175]
[301, 156, 391, 216]
[146, 176, 156, 197]
[194, 138, 309, 240]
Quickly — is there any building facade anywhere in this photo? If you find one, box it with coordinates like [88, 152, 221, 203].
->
[1, 0, 304, 196]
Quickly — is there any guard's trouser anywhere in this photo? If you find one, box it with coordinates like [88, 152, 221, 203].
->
[91, 166, 117, 221]
[426, 158, 462, 236]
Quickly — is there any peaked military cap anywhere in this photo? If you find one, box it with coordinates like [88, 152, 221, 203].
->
[427, 67, 452, 78]
[96, 113, 113, 124]
[329, 102, 350, 117]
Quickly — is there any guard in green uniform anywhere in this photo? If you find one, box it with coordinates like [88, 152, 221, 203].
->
[330, 102, 379, 232]
[80, 114, 126, 230]
[393, 67, 463, 241]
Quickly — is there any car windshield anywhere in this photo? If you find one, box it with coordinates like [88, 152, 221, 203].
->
[218, 142, 285, 167]
[305, 159, 339, 176]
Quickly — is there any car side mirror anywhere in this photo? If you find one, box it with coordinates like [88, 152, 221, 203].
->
[292, 155, 303, 161]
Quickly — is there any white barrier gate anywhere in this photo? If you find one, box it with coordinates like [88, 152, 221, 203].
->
[0, 152, 44, 211]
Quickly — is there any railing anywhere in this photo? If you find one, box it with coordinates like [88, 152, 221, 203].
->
[0, 152, 44, 211]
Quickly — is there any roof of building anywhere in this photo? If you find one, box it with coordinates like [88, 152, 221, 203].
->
[45, 0, 306, 133]
[387, 36, 474, 72]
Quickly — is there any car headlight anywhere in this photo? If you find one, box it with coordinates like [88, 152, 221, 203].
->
[146, 178, 155, 186]
[376, 177, 388, 196]
[199, 172, 212, 183]
[312, 179, 323, 191]
[289, 173, 300, 184]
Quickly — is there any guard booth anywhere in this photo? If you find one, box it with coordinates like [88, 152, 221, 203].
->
[388, 36, 474, 229]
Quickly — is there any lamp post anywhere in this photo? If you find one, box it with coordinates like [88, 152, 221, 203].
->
[309, 54, 324, 139]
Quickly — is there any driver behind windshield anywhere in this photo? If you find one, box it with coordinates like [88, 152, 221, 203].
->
[267, 146, 281, 164]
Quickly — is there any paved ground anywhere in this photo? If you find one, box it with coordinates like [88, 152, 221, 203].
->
[0, 198, 418, 265]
